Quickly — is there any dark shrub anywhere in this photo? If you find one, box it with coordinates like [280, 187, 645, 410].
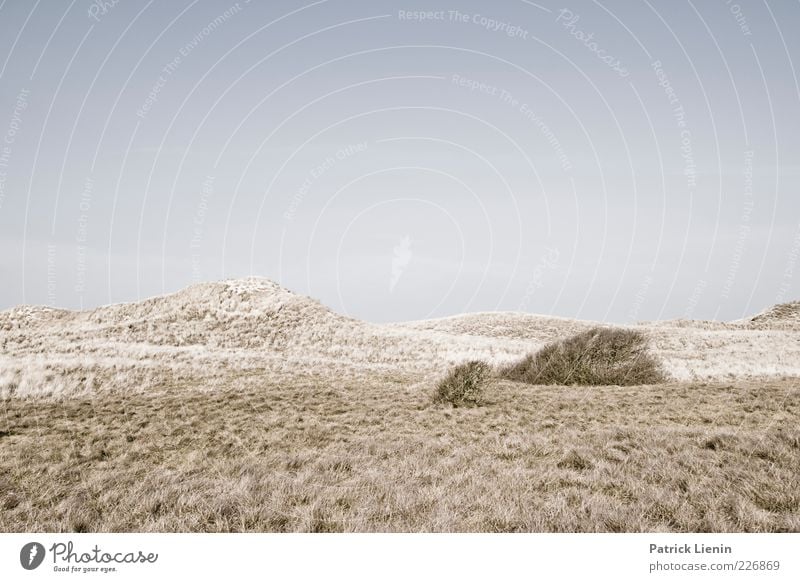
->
[500, 327, 665, 386]
[434, 360, 490, 407]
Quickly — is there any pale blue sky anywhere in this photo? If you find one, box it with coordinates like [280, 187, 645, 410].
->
[0, 0, 798, 322]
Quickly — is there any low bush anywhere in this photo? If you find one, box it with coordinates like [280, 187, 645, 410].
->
[434, 360, 490, 407]
[500, 327, 665, 386]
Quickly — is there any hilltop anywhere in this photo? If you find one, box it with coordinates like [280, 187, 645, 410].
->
[746, 300, 800, 329]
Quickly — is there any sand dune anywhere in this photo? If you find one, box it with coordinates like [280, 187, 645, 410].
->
[1, 278, 798, 397]
[1, 279, 798, 533]
[745, 300, 800, 330]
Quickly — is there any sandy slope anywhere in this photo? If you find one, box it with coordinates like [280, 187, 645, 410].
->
[1, 278, 798, 397]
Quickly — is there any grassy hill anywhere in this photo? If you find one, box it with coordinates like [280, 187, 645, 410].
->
[1, 279, 799, 398]
[0, 279, 798, 532]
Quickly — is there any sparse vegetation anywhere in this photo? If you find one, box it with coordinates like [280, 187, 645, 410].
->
[434, 360, 490, 407]
[0, 376, 797, 532]
[748, 300, 800, 329]
[0, 280, 798, 533]
[500, 327, 666, 386]
[1, 280, 799, 400]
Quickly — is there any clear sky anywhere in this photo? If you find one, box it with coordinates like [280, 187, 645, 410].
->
[0, 0, 798, 323]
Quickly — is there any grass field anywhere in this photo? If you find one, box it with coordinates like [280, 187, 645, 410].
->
[2, 374, 797, 533]
[1, 282, 798, 532]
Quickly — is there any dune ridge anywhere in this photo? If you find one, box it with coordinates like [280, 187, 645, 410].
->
[1, 278, 798, 397]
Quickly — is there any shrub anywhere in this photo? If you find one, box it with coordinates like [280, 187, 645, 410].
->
[500, 327, 665, 386]
[434, 360, 490, 407]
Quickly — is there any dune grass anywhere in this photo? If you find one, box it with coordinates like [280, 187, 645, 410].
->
[1, 373, 797, 533]
[433, 361, 490, 407]
[500, 327, 666, 386]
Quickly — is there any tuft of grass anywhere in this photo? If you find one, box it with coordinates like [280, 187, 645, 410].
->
[433, 361, 490, 407]
[500, 327, 665, 386]
[557, 450, 594, 471]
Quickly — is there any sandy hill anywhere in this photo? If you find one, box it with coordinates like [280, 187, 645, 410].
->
[746, 301, 800, 330]
[1, 278, 798, 397]
[396, 311, 598, 342]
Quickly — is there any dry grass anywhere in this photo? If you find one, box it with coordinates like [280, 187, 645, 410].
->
[0, 280, 798, 532]
[434, 361, 490, 407]
[747, 300, 800, 329]
[1, 374, 798, 533]
[499, 328, 665, 386]
[2, 279, 800, 401]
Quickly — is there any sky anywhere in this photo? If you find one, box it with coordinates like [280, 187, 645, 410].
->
[0, 0, 798, 323]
